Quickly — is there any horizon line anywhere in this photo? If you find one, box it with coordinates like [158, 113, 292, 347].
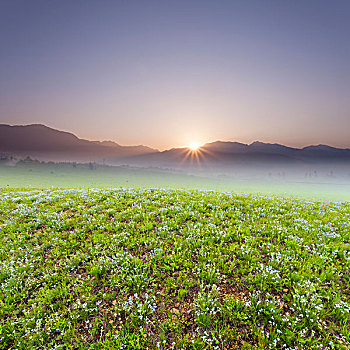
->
[1, 122, 349, 152]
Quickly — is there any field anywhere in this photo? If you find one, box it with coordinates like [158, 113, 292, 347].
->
[1, 188, 350, 349]
[1, 162, 350, 202]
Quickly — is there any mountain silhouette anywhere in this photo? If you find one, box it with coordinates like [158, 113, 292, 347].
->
[119, 140, 350, 168]
[1, 124, 350, 166]
[0, 124, 157, 162]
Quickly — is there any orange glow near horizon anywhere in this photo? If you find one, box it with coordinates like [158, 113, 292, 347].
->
[188, 141, 200, 151]
[179, 143, 216, 167]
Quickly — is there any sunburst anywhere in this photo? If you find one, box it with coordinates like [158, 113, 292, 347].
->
[178, 141, 215, 167]
[188, 141, 200, 151]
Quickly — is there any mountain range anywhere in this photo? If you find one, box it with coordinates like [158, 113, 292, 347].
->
[1, 124, 350, 167]
[0, 124, 156, 162]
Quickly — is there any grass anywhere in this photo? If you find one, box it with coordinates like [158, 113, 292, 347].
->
[1, 162, 350, 201]
[1, 188, 350, 349]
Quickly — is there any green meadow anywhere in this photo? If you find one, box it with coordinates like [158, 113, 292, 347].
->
[1, 162, 350, 201]
[1, 188, 350, 349]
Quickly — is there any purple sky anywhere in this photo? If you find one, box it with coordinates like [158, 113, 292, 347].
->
[1, 0, 349, 149]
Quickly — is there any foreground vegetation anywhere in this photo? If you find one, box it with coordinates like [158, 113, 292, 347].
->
[1, 188, 350, 349]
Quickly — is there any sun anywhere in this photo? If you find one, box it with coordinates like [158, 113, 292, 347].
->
[189, 141, 200, 151]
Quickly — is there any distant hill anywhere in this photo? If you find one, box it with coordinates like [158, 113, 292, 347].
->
[0, 124, 157, 162]
[1, 124, 350, 167]
[118, 140, 350, 168]
[202, 141, 350, 162]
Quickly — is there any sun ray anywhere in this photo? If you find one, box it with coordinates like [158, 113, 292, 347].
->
[189, 141, 200, 151]
[177, 142, 219, 169]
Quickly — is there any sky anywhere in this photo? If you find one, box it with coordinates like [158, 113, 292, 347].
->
[0, 0, 349, 150]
